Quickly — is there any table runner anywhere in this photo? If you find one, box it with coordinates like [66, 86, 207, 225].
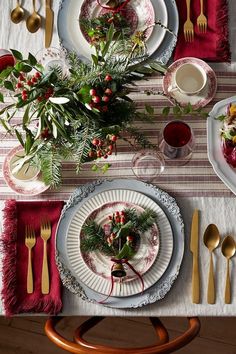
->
[1, 72, 236, 198]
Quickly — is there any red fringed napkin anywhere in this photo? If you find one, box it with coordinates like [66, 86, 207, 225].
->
[174, 0, 230, 62]
[1, 200, 64, 316]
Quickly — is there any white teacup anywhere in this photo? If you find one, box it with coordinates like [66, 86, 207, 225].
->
[9, 150, 40, 182]
[168, 62, 207, 95]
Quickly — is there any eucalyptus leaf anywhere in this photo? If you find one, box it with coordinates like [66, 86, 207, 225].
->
[4, 81, 15, 91]
[28, 53, 37, 66]
[116, 220, 133, 239]
[15, 129, 24, 147]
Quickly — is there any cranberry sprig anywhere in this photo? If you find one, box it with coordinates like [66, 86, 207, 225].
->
[87, 74, 114, 113]
[105, 210, 134, 247]
[88, 134, 118, 159]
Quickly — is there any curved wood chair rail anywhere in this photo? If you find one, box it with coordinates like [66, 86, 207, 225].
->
[45, 316, 200, 354]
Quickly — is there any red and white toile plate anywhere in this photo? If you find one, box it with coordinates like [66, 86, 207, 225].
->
[163, 57, 217, 108]
[66, 189, 173, 297]
[3, 145, 49, 196]
[81, 201, 160, 281]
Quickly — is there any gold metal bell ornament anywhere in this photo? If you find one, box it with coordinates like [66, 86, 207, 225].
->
[111, 262, 126, 278]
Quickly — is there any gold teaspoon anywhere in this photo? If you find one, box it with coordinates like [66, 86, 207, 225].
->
[221, 235, 236, 304]
[11, 0, 24, 24]
[203, 224, 220, 304]
[26, 0, 41, 33]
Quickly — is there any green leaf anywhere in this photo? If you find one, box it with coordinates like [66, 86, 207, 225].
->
[106, 23, 114, 42]
[102, 163, 111, 173]
[173, 105, 181, 116]
[116, 243, 133, 260]
[215, 114, 226, 121]
[0, 67, 14, 80]
[15, 62, 32, 73]
[78, 84, 92, 104]
[15, 129, 24, 147]
[0, 118, 11, 132]
[22, 104, 31, 126]
[145, 104, 154, 115]
[92, 164, 99, 172]
[28, 53, 37, 66]
[10, 49, 23, 61]
[149, 61, 167, 74]
[117, 220, 133, 239]
[162, 106, 170, 116]
[24, 131, 34, 154]
[91, 54, 98, 66]
[4, 81, 15, 91]
[0, 92, 4, 103]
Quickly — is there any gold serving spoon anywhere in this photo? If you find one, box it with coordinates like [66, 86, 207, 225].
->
[221, 235, 236, 304]
[203, 224, 220, 304]
[11, 0, 24, 24]
[26, 0, 41, 33]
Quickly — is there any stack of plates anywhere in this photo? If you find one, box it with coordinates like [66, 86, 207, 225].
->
[58, 0, 179, 64]
[56, 179, 184, 308]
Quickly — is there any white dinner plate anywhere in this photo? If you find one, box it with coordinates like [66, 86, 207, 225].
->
[58, 0, 168, 60]
[207, 96, 236, 196]
[66, 189, 173, 297]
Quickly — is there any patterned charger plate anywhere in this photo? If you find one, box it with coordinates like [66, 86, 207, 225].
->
[66, 189, 173, 297]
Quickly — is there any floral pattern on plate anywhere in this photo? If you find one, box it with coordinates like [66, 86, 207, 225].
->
[81, 201, 160, 281]
[163, 57, 217, 108]
[79, 0, 155, 41]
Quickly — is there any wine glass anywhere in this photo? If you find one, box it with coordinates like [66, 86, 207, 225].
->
[159, 120, 195, 165]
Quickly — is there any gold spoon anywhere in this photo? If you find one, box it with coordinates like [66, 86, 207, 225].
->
[221, 235, 236, 304]
[203, 224, 220, 304]
[26, 0, 41, 33]
[10, 1, 25, 24]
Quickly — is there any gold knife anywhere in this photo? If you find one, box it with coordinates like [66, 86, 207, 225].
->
[45, 0, 54, 48]
[190, 209, 200, 303]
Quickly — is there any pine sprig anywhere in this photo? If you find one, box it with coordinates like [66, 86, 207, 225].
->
[81, 220, 113, 255]
[137, 208, 158, 233]
[37, 144, 62, 187]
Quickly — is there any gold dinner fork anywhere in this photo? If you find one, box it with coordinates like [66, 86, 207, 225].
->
[41, 219, 51, 294]
[197, 0, 207, 33]
[25, 225, 36, 294]
[184, 0, 194, 42]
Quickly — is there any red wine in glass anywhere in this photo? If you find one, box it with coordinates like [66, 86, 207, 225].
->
[160, 121, 194, 161]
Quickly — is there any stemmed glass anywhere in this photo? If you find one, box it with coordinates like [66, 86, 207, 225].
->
[159, 120, 195, 165]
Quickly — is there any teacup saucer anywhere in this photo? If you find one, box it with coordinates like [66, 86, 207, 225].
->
[3, 145, 49, 196]
[163, 57, 217, 108]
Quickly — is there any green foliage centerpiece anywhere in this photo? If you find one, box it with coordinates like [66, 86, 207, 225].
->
[81, 206, 158, 300]
[0, 24, 166, 188]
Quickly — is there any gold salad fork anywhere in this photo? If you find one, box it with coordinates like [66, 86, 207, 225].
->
[25, 225, 36, 294]
[41, 219, 51, 294]
[197, 0, 207, 33]
[184, 0, 194, 42]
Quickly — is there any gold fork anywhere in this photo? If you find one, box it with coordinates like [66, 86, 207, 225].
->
[197, 0, 207, 33]
[184, 0, 194, 42]
[25, 225, 36, 294]
[41, 219, 51, 294]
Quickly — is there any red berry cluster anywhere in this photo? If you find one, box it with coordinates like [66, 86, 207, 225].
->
[40, 127, 52, 140]
[15, 71, 42, 101]
[88, 74, 113, 112]
[106, 210, 126, 246]
[37, 87, 54, 102]
[88, 135, 118, 159]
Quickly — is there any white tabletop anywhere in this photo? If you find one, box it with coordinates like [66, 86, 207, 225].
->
[1, 0, 236, 316]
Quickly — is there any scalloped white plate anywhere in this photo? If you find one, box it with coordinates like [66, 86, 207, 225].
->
[66, 189, 173, 297]
[207, 96, 236, 195]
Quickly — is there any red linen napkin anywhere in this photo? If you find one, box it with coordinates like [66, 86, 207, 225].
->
[1, 200, 64, 316]
[174, 0, 230, 62]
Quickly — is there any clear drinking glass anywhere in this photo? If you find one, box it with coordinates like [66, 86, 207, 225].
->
[159, 120, 195, 165]
[131, 149, 165, 182]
